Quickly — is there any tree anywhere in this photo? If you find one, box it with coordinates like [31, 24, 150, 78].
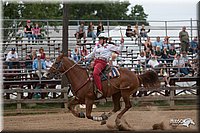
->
[129, 5, 149, 25]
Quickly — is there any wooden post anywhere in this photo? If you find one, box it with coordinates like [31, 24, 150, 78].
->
[17, 89, 22, 110]
[63, 87, 68, 109]
[61, 3, 69, 109]
[169, 88, 175, 107]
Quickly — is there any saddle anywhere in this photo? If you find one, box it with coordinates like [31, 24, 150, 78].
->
[87, 65, 120, 81]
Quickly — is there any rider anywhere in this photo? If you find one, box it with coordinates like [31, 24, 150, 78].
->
[84, 34, 124, 98]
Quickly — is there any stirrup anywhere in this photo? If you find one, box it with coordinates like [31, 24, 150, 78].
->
[97, 90, 103, 98]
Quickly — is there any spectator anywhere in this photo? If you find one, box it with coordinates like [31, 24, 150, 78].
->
[32, 53, 48, 79]
[179, 26, 189, 53]
[33, 23, 41, 43]
[168, 45, 176, 62]
[163, 36, 171, 49]
[136, 51, 146, 66]
[24, 20, 34, 42]
[144, 37, 153, 51]
[30, 49, 37, 61]
[153, 36, 163, 50]
[172, 54, 190, 76]
[161, 47, 169, 62]
[75, 21, 86, 43]
[6, 48, 20, 69]
[140, 24, 150, 38]
[109, 52, 118, 66]
[125, 24, 135, 41]
[147, 54, 159, 68]
[189, 36, 198, 54]
[45, 55, 53, 70]
[39, 47, 46, 60]
[87, 22, 96, 42]
[68, 49, 73, 60]
[160, 63, 170, 87]
[81, 45, 88, 57]
[145, 47, 152, 61]
[154, 46, 162, 59]
[72, 47, 81, 62]
[96, 21, 104, 37]
[16, 23, 24, 40]
[133, 24, 140, 38]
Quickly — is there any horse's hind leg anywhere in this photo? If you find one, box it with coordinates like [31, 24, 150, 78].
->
[100, 92, 121, 125]
[115, 90, 132, 130]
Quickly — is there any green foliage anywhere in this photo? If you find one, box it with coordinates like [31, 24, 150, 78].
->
[3, 1, 149, 40]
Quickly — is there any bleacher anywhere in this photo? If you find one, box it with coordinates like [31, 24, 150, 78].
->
[2, 19, 199, 106]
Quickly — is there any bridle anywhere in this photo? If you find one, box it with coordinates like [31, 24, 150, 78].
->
[50, 58, 80, 77]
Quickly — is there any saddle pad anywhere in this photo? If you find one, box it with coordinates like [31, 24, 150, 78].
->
[101, 67, 120, 81]
[109, 67, 120, 78]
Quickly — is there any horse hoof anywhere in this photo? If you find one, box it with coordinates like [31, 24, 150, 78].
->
[79, 112, 85, 118]
[101, 120, 107, 125]
[101, 113, 108, 120]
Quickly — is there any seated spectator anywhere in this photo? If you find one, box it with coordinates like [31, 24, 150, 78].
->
[16, 23, 24, 40]
[33, 23, 41, 43]
[144, 37, 153, 51]
[140, 24, 150, 38]
[160, 63, 170, 87]
[147, 54, 159, 68]
[163, 36, 171, 49]
[24, 20, 34, 42]
[81, 45, 88, 57]
[125, 24, 135, 41]
[39, 47, 46, 60]
[96, 21, 104, 37]
[68, 49, 73, 60]
[145, 47, 152, 61]
[109, 52, 118, 66]
[30, 49, 37, 61]
[153, 36, 163, 50]
[75, 21, 86, 43]
[6, 48, 20, 69]
[189, 36, 198, 54]
[72, 47, 81, 62]
[161, 47, 169, 63]
[172, 54, 191, 76]
[136, 51, 146, 66]
[32, 53, 48, 79]
[45, 55, 53, 70]
[133, 24, 140, 38]
[154, 46, 162, 59]
[168, 45, 176, 62]
[87, 22, 96, 42]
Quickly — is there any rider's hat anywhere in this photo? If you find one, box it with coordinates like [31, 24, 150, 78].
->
[98, 33, 108, 40]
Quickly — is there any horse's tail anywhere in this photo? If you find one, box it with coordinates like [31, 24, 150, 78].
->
[137, 70, 160, 88]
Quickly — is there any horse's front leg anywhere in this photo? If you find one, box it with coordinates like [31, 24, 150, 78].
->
[68, 97, 85, 118]
[85, 97, 107, 121]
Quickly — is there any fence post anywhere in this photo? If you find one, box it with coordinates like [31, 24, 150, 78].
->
[165, 21, 168, 37]
[63, 87, 68, 110]
[107, 20, 110, 37]
[190, 18, 193, 41]
[170, 88, 175, 107]
[17, 88, 22, 110]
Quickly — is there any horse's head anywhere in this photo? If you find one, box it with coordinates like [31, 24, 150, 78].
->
[46, 53, 65, 79]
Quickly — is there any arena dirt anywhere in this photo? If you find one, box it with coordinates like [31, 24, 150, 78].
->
[3, 109, 198, 132]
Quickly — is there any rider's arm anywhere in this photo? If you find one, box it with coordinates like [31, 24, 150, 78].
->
[108, 39, 124, 54]
[85, 46, 97, 59]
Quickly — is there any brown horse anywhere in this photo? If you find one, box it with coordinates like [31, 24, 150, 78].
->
[47, 53, 160, 129]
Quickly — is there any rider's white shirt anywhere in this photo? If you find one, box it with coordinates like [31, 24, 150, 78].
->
[85, 43, 124, 60]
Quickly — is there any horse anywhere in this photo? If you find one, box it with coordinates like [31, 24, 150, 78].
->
[47, 53, 160, 129]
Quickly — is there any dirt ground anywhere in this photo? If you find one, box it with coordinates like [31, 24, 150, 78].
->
[3, 109, 198, 132]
